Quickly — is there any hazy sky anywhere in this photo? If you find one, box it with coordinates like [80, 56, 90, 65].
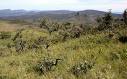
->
[0, 0, 127, 12]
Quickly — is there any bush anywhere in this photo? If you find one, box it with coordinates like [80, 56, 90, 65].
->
[34, 58, 62, 75]
[39, 18, 47, 28]
[31, 37, 49, 49]
[69, 26, 83, 38]
[110, 50, 127, 61]
[97, 10, 113, 31]
[119, 36, 127, 43]
[110, 52, 120, 61]
[12, 29, 24, 41]
[70, 61, 95, 77]
[58, 30, 69, 41]
[14, 39, 26, 52]
[0, 32, 11, 39]
[119, 49, 127, 60]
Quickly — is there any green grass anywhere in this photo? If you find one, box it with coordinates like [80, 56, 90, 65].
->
[0, 23, 127, 79]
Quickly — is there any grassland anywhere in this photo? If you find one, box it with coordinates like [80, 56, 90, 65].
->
[0, 21, 127, 79]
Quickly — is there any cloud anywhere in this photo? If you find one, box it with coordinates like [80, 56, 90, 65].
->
[0, 0, 127, 12]
[4, 0, 79, 5]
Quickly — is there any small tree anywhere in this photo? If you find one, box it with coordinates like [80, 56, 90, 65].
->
[97, 10, 113, 31]
[103, 10, 113, 29]
[123, 9, 127, 25]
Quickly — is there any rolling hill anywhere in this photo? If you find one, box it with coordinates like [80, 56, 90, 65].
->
[0, 9, 122, 24]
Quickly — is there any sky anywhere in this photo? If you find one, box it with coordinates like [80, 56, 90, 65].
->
[0, 0, 127, 12]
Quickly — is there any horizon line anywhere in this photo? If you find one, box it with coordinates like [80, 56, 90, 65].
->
[0, 9, 124, 13]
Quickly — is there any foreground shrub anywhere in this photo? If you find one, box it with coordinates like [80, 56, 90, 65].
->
[14, 39, 26, 52]
[110, 49, 127, 61]
[110, 52, 120, 61]
[119, 36, 127, 43]
[34, 37, 50, 49]
[70, 61, 95, 77]
[34, 58, 62, 75]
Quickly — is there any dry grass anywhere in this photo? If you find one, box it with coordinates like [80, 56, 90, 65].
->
[0, 21, 30, 32]
[0, 21, 127, 79]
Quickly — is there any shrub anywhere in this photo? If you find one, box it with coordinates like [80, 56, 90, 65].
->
[119, 36, 127, 43]
[12, 29, 24, 41]
[110, 52, 120, 61]
[70, 61, 95, 77]
[119, 49, 127, 60]
[50, 22, 60, 32]
[110, 50, 127, 61]
[14, 39, 26, 52]
[97, 10, 113, 31]
[58, 30, 69, 41]
[32, 37, 49, 49]
[63, 22, 71, 26]
[39, 18, 47, 28]
[34, 58, 62, 75]
[0, 32, 11, 39]
[108, 33, 114, 39]
[69, 26, 83, 38]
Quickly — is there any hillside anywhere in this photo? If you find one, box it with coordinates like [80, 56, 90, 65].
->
[0, 20, 127, 79]
[0, 10, 122, 24]
[0, 9, 38, 17]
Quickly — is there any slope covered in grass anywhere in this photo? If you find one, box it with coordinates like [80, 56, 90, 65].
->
[0, 24, 127, 79]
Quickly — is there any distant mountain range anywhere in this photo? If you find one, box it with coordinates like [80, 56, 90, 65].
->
[0, 9, 40, 17]
[0, 9, 122, 24]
